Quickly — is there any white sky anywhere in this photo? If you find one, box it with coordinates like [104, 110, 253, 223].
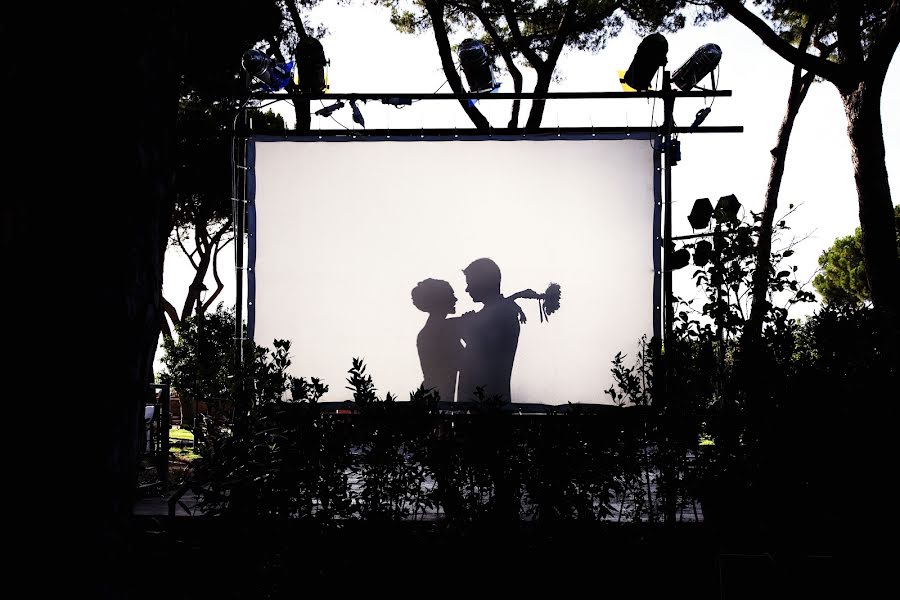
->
[156, 2, 899, 385]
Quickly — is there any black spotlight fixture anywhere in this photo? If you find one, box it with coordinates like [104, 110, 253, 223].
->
[688, 198, 714, 230]
[670, 248, 691, 271]
[715, 194, 741, 222]
[623, 33, 668, 91]
[241, 49, 293, 91]
[693, 240, 713, 267]
[672, 43, 722, 91]
[295, 36, 328, 93]
[458, 39, 497, 93]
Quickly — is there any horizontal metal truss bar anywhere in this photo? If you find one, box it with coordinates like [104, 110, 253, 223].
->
[242, 126, 743, 138]
[248, 90, 732, 101]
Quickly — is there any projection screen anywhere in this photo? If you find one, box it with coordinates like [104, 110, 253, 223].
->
[249, 134, 660, 405]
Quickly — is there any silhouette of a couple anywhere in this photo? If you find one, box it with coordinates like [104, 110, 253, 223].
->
[412, 258, 539, 404]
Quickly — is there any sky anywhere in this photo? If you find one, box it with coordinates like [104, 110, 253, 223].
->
[156, 2, 899, 387]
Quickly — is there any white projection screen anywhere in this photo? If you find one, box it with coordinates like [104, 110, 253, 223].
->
[249, 134, 660, 405]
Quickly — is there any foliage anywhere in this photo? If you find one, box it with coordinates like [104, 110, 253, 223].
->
[159, 303, 297, 428]
[178, 2, 285, 101]
[712, 0, 900, 314]
[677, 205, 815, 346]
[813, 204, 900, 306]
[189, 354, 687, 524]
[165, 102, 285, 332]
[604, 204, 816, 413]
[167, 200, 894, 531]
[605, 335, 655, 407]
[604, 196, 897, 530]
[374, 0, 703, 127]
[160, 304, 240, 426]
[751, 0, 895, 58]
[175, 102, 285, 234]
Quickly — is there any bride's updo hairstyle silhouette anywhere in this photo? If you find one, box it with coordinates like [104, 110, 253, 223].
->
[411, 278, 456, 314]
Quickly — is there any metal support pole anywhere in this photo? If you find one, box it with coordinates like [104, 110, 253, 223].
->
[233, 108, 247, 374]
[159, 383, 170, 492]
[232, 75, 250, 428]
[662, 70, 675, 347]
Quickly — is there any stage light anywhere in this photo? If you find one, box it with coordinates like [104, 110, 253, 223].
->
[670, 248, 691, 271]
[241, 49, 293, 91]
[715, 194, 741, 222]
[672, 44, 722, 91]
[314, 101, 344, 117]
[693, 240, 712, 267]
[623, 33, 668, 91]
[350, 99, 365, 128]
[458, 39, 497, 93]
[688, 197, 714, 230]
[295, 36, 328, 93]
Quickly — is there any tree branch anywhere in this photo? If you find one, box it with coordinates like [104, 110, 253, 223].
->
[525, 0, 581, 129]
[424, 0, 490, 129]
[715, 0, 845, 84]
[865, 0, 900, 80]
[545, 0, 579, 69]
[500, 0, 543, 68]
[162, 296, 180, 330]
[469, 2, 523, 127]
[266, 35, 287, 63]
[836, 0, 865, 68]
[285, 1, 309, 39]
[204, 235, 233, 310]
[174, 226, 199, 270]
[180, 227, 225, 320]
[160, 311, 172, 339]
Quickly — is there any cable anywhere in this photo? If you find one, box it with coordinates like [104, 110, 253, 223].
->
[315, 99, 368, 135]
[328, 114, 369, 136]
[408, 62, 462, 106]
[648, 70, 661, 151]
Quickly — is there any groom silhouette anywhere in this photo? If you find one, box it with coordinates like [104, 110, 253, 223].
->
[458, 258, 520, 404]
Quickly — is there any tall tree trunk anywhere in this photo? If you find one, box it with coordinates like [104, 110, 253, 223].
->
[841, 79, 900, 318]
[508, 70, 523, 129]
[50, 5, 176, 594]
[468, 4, 522, 128]
[100, 0, 177, 546]
[295, 99, 312, 131]
[522, 0, 578, 129]
[745, 70, 814, 343]
[526, 68, 553, 129]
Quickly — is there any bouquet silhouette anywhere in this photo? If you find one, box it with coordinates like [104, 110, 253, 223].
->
[539, 283, 561, 322]
[509, 282, 562, 323]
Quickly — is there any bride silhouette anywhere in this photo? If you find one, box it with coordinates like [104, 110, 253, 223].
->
[411, 278, 463, 404]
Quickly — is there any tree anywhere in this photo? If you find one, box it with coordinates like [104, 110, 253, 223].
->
[378, 0, 687, 129]
[265, 1, 328, 131]
[12, 4, 287, 593]
[714, 0, 900, 319]
[814, 204, 900, 305]
[744, 9, 833, 347]
[165, 102, 284, 337]
[161, 304, 305, 430]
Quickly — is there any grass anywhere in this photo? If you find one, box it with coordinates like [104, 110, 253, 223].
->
[169, 427, 200, 461]
[171, 446, 201, 461]
[169, 427, 194, 442]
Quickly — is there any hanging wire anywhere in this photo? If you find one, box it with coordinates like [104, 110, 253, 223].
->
[317, 99, 369, 136]
[407, 62, 462, 107]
